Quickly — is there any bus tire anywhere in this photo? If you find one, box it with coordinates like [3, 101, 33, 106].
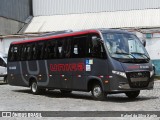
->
[91, 83, 106, 101]
[31, 81, 43, 95]
[125, 90, 140, 99]
[60, 90, 72, 94]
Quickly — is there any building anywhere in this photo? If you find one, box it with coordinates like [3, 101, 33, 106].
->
[1, 0, 160, 75]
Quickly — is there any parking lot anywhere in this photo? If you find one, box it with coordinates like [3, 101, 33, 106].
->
[0, 80, 159, 111]
[0, 80, 159, 120]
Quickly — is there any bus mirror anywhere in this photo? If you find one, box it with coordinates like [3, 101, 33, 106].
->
[92, 36, 100, 40]
[92, 36, 103, 43]
[142, 39, 146, 47]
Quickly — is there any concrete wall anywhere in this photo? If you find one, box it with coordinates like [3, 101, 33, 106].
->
[0, 0, 32, 22]
[0, 0, 32, 35]
[33, 0, 160, 16]
[0, 17, 24, 35]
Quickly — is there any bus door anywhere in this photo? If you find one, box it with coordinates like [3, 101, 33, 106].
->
[85, 34, 108, 88]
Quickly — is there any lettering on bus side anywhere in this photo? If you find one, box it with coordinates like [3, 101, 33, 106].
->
[9, 66, 17, 70]
[50, 63, 85, 72]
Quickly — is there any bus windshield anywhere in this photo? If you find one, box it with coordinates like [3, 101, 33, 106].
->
[103, 33, 150, 63]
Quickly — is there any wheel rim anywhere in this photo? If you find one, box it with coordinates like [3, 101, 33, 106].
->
[32, 82, 37, 93]
[93, 85, 102, 98]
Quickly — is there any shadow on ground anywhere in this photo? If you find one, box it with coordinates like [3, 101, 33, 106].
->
[12, 89, 158, 103]
[0, 82, 8, 85]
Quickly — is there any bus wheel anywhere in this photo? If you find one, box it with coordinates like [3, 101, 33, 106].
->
[91, 83, 106, 100]
[125, 90, 140, 99]
[31, 81, 42, 95]
[60, 90, 72, 94]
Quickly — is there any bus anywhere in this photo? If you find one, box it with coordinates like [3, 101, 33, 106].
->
[7, 29, 154, 100]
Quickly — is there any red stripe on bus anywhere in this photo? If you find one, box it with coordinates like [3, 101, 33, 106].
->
[12, 30, 99, 45]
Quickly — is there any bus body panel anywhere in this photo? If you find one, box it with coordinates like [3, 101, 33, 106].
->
[8, 58, 110, 91]
[108, 58, 154, 92]
[48, 58, 86, 90]
[8, 58, 88, 91]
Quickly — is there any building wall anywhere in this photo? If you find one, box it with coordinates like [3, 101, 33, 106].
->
[0, 0, 32, 22]
[0, 35, 38, 54]
[0, 0, 32, 35]
[0, 17, 24, 35]
[0, 38, 24, 54]
[145, 33, 160, 75]
[25, 9, 160, 33]
[33, 0, 160, 16]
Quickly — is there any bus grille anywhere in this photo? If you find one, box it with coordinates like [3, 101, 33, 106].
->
[126, 71, 150, 88]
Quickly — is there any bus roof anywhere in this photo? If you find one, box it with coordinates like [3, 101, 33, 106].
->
[12, 28, 133, 45]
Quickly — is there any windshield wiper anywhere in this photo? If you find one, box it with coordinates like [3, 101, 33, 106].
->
[131, 52, 150, 61]
[114, 52, 137, 59]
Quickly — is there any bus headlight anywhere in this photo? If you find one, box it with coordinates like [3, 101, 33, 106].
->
[150, 70, 154, 77]
[112, 70, 127, 78]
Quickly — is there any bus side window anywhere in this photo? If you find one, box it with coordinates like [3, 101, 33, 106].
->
[36, 42, 45, 60]
[40, 42, 46, 59]
[28, 43, 34, 60]
[9, 45, 18, 61]
[57, 39, 65, 59]
[72, 36, 86, 58]
[73, 44, 78, 57]
[21, 43, 33, 61]
[26, 44, 32, 60]
[87, 34, 106, 59]
[63, 37, 72, 58]
[21, 45, 26, 61]
[21, 44, 31, 61]
[32, 44, 37, 60]
[47, 40, 57, 59]
[17, 45, 22, 61]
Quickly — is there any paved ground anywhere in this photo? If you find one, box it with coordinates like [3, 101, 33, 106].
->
[0, 80, 160, 119]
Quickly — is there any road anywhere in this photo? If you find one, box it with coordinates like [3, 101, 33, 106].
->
[0, 81, 160, 119]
